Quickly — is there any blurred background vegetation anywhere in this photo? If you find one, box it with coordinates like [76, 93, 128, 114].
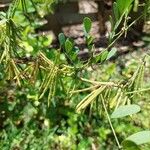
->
[0, 0, 150, 149]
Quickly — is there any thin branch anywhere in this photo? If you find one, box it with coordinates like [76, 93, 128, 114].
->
[70, 84, 100, 94]
[126, 87, 150, 94]
[101, 95, 122, 149]
[80, 77, 119, 87]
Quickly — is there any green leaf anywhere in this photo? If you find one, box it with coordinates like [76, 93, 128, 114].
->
[95, 50, 108, 63]
[133, 0, 139, 12]
[86, 36, 94, 46]
[43, 35, 52, 46]
[113, 2, 119, 21]
[101, 50, 109, 62]
[58, 33, 66, 46]
[65, 39, 73, 53]
[83, 17, 92, 34]
[116, 0, 133, 15]
[122, 140, 140, 150]
[126, 131, 150, 145]
[0, 19, 7, 26]
[111, 104, 141, 118]
[106, 48, 117, 60]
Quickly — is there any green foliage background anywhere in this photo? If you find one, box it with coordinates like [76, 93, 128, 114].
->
[0, 0, 150, 149]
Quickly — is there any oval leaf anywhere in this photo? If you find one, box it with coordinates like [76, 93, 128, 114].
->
[101, 50, 109, 62]
[126, 131, 150, 145]
[111, 104, 141, 118]
[113, 2, 119, 21]
[106, 47, 117, 60]
[65, 39, 73, 53]
[116, 0, 133, 15]
[83, 17, 92, 34]
[58, 33, 65, 46]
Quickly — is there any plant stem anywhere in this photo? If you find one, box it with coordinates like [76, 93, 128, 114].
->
[126, 87, 150, 94]
[101, 95, 122, 149]
[80, 77, 119, 87]
[70, 84, 100, 94]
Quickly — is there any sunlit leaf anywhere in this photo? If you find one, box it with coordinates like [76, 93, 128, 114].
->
[65, 39, 73, 53]
[106, 48, 117, 60]
[126, 131, 150, 145]
[116, 0, 133, 15]
[83, 17, 92, 34]
[43, 35, 52, 46]
[113, 2, 119, 21]
[111, 104, 141, 118]
[101, 50, 109, 62]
